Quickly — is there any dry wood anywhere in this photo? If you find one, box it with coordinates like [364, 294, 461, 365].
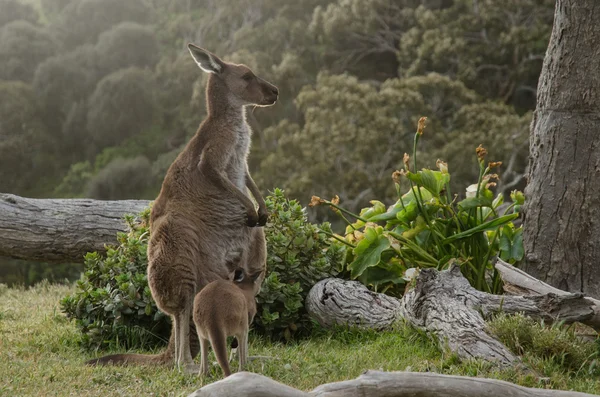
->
[306, 265, 595, 366]
[305, 278, 402, 330]
[496, 258, 600, 331]
[188, 370, 598, 397]
[0, 193, 149, 263]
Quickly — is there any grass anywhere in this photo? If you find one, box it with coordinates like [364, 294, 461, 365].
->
[1, 283, 600, 396]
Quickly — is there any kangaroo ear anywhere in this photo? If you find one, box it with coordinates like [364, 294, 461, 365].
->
[232, 268, 245, 283]
[187, 44, 224, 74]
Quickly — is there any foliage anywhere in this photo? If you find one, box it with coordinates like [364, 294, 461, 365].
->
[86, 67, 158, 150]
[0, 0, 38, 28]
[85, 156, 155, 200]
[0, 80, 55, 195]
[255, 188, 345, 340]
[314, 118, 524, 295]
[61, 190, 344, 348]
[0, 20, 57, 82]
[490, 313, 600, 376]
[61, 208, 171, 349]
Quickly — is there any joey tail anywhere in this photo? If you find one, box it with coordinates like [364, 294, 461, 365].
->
[209, 330, 231, 376]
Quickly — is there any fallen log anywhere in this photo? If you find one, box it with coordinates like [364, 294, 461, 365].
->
[188, 370, 598, 397]
[0, 193, 149, 263]
[495, 258, 600, 331]
[306, 265, 595, 365]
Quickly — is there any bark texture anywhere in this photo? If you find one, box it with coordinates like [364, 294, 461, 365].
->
[496, 258, 600, 331]
[188, 370, 598, 397]
[523, 0, 600, 298]
[306, 266, 596, 365]
[305, 278, 402, 330]
[0, 193, 150, 263]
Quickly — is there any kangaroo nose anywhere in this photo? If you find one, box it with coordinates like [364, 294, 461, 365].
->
[271, 86, 279, 96]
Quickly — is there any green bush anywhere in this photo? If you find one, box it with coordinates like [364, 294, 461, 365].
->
[61, 189, 344, 348]
[255, 188, 345, 340]
[61, 208, 170, 349]
[314, 117, 524, 296]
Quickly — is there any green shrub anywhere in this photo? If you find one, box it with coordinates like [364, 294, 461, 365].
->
[255, 188, 345, 340]
[60, 208, 170, 349]
[313, 117, 524, 296]
[61, 189, 344, 348]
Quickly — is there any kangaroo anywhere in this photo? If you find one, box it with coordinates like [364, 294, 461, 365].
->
[86, 45, 277, 368]
[194, 268, 260, 377]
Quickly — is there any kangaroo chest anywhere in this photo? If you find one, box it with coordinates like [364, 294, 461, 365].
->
[227, 122, 251, 191]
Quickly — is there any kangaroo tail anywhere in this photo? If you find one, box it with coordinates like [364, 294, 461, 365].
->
[85, 351, 171, 366]
[210, 331, 231, 377]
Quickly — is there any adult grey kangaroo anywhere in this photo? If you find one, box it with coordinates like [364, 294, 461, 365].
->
[86, 44, 277, 368]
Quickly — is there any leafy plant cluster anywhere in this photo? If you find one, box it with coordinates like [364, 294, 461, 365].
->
[314, 118, 524, 296]
[61, 190, 343, 348]
[256, 188, 345, 340]
[60, 208, 170, 349]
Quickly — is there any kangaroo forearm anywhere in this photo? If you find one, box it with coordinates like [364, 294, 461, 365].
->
[202, 165, 256, 212]
[245, 173, 266, 208]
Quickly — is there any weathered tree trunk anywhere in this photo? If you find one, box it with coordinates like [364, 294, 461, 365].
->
[306, 265, 597, 366]
[0, 193, 149, 263]
[523, 0, 600, 298]
[188, 370, 598, 397]
[495, 258, 600, 330]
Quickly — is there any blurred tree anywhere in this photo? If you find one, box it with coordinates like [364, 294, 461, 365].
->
[0, 0, 38, 27]
[0, 20, 57, 82]
[0, 81, 54, 195]
[86, 68, 158, 151]
[398, 0, 554, 111]
[257, 72, 530, 214]
[85, 156, 154, 199]
[95, 22, 160, 76]
[40, 0, 74, 19]
[53, 0, 153, 48]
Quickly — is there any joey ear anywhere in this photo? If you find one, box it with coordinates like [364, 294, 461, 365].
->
[232, 268, 245, 283]
[187, 44, 224, 74]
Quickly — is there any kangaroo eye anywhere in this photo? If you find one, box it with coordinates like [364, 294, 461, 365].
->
[242, 73, 254, 81]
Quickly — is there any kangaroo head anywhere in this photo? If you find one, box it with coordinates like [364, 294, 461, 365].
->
[187, 44, 278, 107]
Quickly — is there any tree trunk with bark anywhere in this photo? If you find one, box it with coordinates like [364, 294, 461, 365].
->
[0, 193, 150, 263]
[523, 0, 600, 298]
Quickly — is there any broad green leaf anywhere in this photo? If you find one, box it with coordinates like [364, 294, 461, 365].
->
[349, 227, 391, 278]
[457, 196, 493, 211]
[442, 213, 519, 244]
[406, 169, 450, 198]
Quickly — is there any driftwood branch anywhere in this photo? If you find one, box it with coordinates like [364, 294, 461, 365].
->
[495, 258, 600, 331]
[306, 265, 596, 366]
[188, 370, 598, 397]
[0, 193, 149, 263]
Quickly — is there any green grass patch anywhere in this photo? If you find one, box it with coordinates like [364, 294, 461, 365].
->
[1, 283, 599, 396]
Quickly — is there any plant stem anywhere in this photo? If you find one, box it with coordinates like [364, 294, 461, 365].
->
[319, 228, 356, 248]
[324, 202, 368, 223]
